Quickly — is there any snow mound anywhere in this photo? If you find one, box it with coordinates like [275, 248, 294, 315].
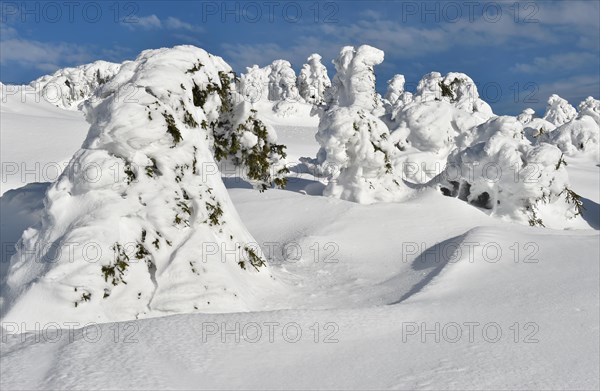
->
[32, 60, 123, 110]
[1, 45, 278, 327]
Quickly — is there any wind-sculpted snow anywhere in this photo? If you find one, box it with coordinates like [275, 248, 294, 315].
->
[0, 46, 279, 327]
[33, 60, 123, 110]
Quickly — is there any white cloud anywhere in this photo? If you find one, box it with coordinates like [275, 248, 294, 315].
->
[221, 37, 341, 73]
[123, 15, 204, 33]
[536, 74, 600, 104]
[0, 26, 133, 77]
[123, 14, 162, 30]
[0, 37, 92, 72]
[165, 17, 203, 33]
[0, 23, 18, 39]
[221, 1, 598, 77]
[536, 1, 600, 29]
[511, 53, 599, 74]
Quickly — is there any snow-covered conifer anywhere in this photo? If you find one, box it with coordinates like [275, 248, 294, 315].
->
[543, 94, 577, 126]
[310, 45, 406, 203]
[298, 54, 331, 105]
[33, 61, 122, 110]
[267, 60, 301, 102]
[390, 72, 493, 157]
[1, 46, 277, 326]
[438, 116, 582, 227]
[542, 97, 600, 161]
[193, 67, 289, 190]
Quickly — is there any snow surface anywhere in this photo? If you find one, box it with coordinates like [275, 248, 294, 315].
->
[1, 46, 599, 390]
[1, 84, 87, 194]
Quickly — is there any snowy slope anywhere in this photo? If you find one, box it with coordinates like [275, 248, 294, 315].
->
[1, 85, 88, 194]
[1, 192, 598, 389]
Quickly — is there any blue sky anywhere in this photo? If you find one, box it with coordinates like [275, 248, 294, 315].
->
[1, 0, 598, 114]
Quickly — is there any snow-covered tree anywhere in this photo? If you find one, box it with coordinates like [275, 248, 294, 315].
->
[0, 46, 278, 326]
[438, 116, 583, 228]
[543, 94, 577, 126]
[298, 53, 331, 105]
[239, 61, 300, 103]
[389, 72, 493, 159]
[33, 60, 122, 110]
[385, 75, 405, 105]
[267, 60, 301, 102]
[542, 97, 600, 161]
[517, 108, 535, 124]
[191, 67, 289, 190]
[238, 64, 270, 103]
[515, 108, 556, 142]
[383, 74, 413, 116]
[412, 71, 493, 115]
[309, 45, 406, 204]
[238, 60, 306, 117]
[577, 96, 600, 124]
